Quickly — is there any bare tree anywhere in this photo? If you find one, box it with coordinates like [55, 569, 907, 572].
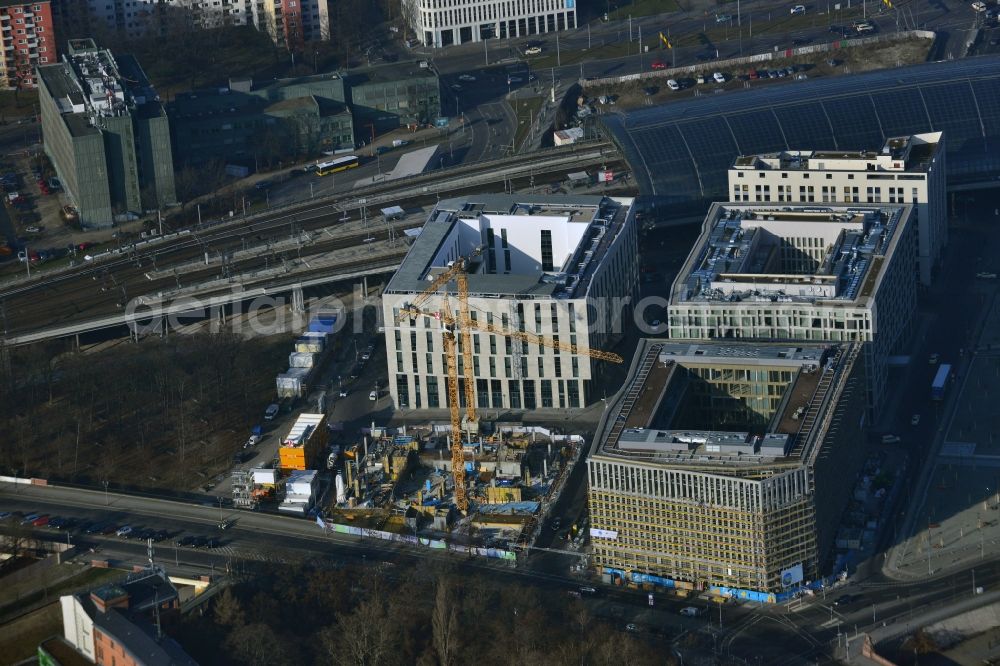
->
[213, 587, 247, 627]
[399, 0, 420, 39]
[323, 588, 398, 666]
[431, 578, 460, 666]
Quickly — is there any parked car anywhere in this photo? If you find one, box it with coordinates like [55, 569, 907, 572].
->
[911, 414, 921, 426]
[972, 1, 987, 12]
[32, 515, 51, 527]
[116, 525, 133, 538]
[85, 522, 106, 534]
[715, 13, 732, 22]
[524, 46, 542, 55]
[713, 71, 726, 83]
[651, 60, 667, 70]
[254, 180, 273, 191]
[264, 403, 279, 421]
[176, 535, 196, 547]
[929, 353, 940, 365]
[458, 74, 476, 82]
[790, 4, 806, 14]
[666, 79, 680, 91]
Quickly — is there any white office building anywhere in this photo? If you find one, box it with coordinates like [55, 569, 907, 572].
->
[667, 202, 918, 416]
[728, 132, 945, 285]
[382, 193, 638, 411]
[406, 0, 577, 48]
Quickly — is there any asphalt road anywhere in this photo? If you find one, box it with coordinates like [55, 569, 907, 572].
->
[424, 0, 982, 84]
[6, 480, 1000, 664]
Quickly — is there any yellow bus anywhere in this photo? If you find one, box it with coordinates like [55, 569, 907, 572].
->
[315, 155, 359, 176]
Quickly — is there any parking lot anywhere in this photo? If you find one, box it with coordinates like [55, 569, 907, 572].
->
[1, 510, 227, 551]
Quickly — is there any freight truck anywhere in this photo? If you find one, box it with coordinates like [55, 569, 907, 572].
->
[931, 363, 952, 400]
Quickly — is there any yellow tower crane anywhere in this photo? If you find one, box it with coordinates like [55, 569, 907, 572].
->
[395, 252, 623, 512]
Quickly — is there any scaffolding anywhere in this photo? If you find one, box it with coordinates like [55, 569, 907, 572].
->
[231, 468, 257, 510]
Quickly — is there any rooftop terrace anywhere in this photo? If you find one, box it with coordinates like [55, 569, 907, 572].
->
[674, 202, 910, 305]
[591, 340, 845, 471]
[732, 132, 942, 174]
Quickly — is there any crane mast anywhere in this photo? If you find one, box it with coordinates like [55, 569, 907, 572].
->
[395, 253, 622, 512]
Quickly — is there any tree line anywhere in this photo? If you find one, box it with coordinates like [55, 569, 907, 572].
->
[179, 557, 673, 666]
[0, 332, 282, 490]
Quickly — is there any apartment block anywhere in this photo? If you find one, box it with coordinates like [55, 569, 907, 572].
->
[382, 194, 638, 411]
[57, 568, 197, 665]
[254, 0, 328, 50]
[38, 38, 175, 228]
[409, 0, 577, 47]
[728, 133, 945, 285]
[0, 0, 54, 88]
[587, 339, 869, 598]
[667, 203, 917, 417]
[60, 0, 251, 39]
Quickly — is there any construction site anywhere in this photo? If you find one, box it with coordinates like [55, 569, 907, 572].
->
[232, 410, 582, 550]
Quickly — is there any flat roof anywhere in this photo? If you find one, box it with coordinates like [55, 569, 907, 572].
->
[732, 133, 942, 174]
[347, 61, 438, 86]
[388, 145, 439, 180]
[589, 339, 849, 471]
[672, 202, 911, 305]
[385, 194, 631, 300]
[283, 413, 324, 447]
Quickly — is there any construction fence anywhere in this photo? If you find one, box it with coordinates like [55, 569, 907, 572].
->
[580, 29, 937, 89]
[316, 516, 518, 562]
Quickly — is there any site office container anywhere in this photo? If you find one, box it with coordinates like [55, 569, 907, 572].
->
[307, 313, 338, 334]
[279, 413, 327, 470]
[289, 352, 316, 368]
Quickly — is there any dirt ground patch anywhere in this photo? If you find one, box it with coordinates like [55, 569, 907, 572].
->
[585, 35, 933, 111]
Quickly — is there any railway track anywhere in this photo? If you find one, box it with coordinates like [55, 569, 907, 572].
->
[0, 146, 625, 341]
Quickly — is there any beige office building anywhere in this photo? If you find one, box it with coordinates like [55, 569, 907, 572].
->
[728, 132, 945, 285]
[587, 339, 868, 596]
[666, 202, 916, 417]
